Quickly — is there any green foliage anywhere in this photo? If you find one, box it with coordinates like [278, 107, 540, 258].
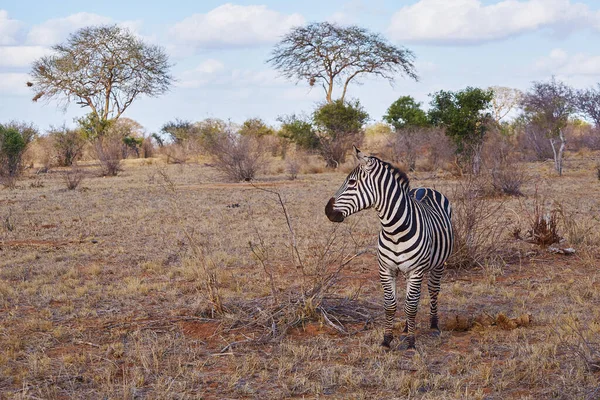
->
[313, 99, 369, 167]
[77, 113, 114, 140]
[123, 136, 144, 157]
[49, 125, 86, 166]
[239, 118, 274, 137]
[429, 87, 493, 155]
[313, 99, 369, 135]
[0, 125, 27, 177]
[161, 118, 226, 149]
[278, 114, 319, 150]
[383, 96, 429, 130]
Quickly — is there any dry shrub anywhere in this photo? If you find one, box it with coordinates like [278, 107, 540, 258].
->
[64, 166, 85, 190]
[424, 128, 455, 172]
[141, 137, 155, 158]
[484, 131, 527, 196]
[517, 120, 554, 161]
[94, 137, 123, 176]
[207, 131, 268, 181]
[230, 187, 378, 341]
[286, 157, 300, 180]
[517, 189, 562, 247]
[557, 318, 600, 376]
[447, 175, 508, 269]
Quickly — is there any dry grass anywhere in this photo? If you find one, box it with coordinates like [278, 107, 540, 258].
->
[0, 152, 599, 398]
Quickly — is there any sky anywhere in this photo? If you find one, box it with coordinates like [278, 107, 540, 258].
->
[1, 0, 600, 134]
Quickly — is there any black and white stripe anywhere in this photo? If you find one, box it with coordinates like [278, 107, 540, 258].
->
[325, 147, 453, 349]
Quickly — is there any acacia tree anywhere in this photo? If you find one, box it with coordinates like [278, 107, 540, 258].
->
[577, 84, 600, 129]
[521, 78, 576, 176]
[383, 95, 429, 170]
[28, 25, 173, 138]
[268, 22, 418, 103]
[429, 87, 494, 175]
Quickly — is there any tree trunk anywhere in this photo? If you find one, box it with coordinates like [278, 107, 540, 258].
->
[550, 132, 566, 176]
[557, 129, 566, 176]
[471, 143, 483, 175]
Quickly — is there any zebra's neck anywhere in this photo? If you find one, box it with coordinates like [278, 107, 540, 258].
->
[372, 164, 413, 232]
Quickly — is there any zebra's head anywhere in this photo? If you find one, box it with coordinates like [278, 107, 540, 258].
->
[325, 146, 377, 223]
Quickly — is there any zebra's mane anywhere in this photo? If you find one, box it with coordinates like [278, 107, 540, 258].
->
[371, 156, 410, 190]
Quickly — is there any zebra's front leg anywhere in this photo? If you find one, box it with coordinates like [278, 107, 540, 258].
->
[379, 268, 397, 348]
[404, 271, 424, 349]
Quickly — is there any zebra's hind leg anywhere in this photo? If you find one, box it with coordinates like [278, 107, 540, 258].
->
[428, 264, 444, 335]
[379, 268, 397, 348]
[404, 270, 425, 349]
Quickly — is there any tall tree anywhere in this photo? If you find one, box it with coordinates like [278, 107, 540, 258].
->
[268, 22, 418, 103]
[520, 77, 576, 176]
[429, 87, 494, 175]
[577, 84, 600, 129]
[28, 25, 173, 138]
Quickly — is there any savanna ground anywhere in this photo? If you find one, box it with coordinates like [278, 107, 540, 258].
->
[1, 151, 600, 399]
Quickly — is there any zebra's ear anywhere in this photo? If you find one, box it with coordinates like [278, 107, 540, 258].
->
[354, 146, 367, 165]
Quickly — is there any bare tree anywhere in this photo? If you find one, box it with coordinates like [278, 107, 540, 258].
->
[268, 22, 418, 103]
[489, 86, 523, 124]
[28, 25, 172, 137]
[520, 77, 576, 176]
[577, 84, 600, 129]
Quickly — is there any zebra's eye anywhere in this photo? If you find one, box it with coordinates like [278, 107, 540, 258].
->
[347, 179, 357, 187]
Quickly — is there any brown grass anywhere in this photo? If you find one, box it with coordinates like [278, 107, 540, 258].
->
[1, 152, 599, 398]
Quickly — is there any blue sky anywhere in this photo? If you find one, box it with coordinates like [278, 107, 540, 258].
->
[1, 0, 600, 134]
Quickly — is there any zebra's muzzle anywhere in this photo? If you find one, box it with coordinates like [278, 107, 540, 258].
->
[325, 198, 345, 222]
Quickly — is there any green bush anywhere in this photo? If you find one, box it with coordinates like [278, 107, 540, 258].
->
[0, 123, 35, 178]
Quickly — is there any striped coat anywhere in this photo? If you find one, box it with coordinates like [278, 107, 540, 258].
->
[326, 147, 453, 349]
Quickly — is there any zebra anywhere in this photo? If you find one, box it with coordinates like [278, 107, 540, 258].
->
[325, 147, 453, 349]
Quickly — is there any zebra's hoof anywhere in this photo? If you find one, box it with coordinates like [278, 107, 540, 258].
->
[381, 335, 393, 348]
[406, 337, 416, 350]
[430, 329, 441, 337]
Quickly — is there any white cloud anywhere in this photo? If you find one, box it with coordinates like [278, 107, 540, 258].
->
[388, 0, 600, 45]
[178, 59, 288, 89]
[0, 72, 29, 95]
[25, 13, 142, 46]
[26, 12, 112, 46]
[0, 46, 53, 67]
[0, 10, 23, 45]
[534, 48, 600, 76]
[178, 59, 226, 88]
[170, 4, 304, 50]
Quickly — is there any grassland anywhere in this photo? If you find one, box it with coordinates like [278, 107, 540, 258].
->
[1, 153, 599, 399]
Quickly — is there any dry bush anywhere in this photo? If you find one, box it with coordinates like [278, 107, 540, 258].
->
[517, 120, 554, 161]
[383, 127, 425, 171]
[286, 157, 300, 180]
[207, 131, 268, 182]
[424, 127, 455, 172]
[141, 137, 155, 158]
[48, 125, 86, 167]
[484, 131, 527, 196]
[94, 137, 123, 176]
[447, 175, 508, 269]
[516, 189, 562, 247]
[63, 166, 85, 190]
